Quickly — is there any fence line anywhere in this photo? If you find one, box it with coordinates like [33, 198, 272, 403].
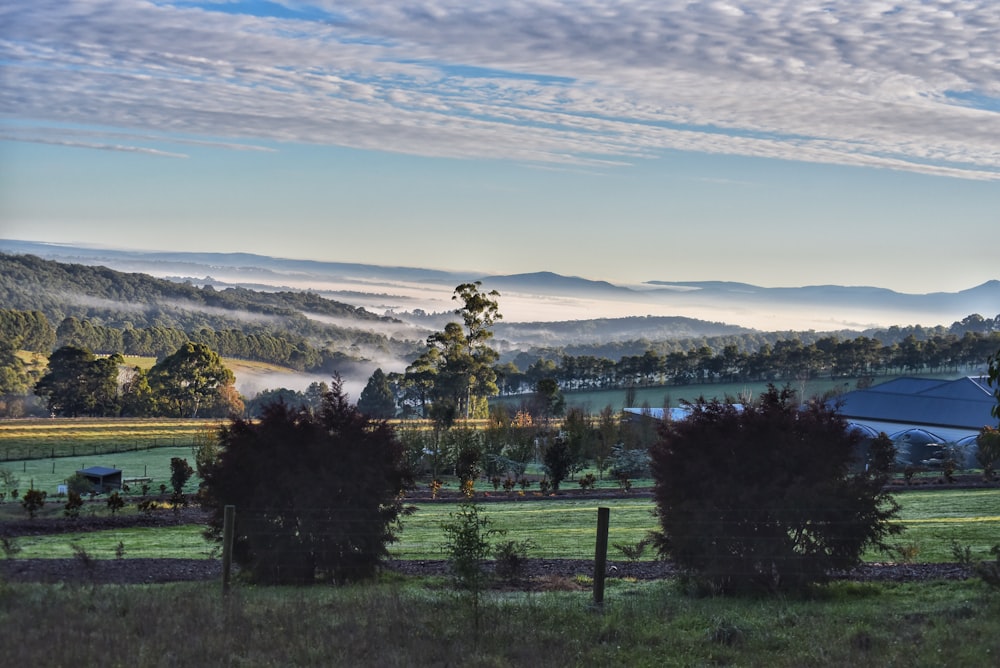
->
[1, 439, 196, 462]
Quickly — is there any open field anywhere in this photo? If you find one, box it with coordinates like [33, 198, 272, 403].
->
[0, 418, 221, 461]
[0, 446, 199, 497]
[1, 577, 998, 666]
[8, 489, 998, 565]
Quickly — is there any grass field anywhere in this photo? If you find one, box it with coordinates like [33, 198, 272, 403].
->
[9, 489, 999, 566]
[0, 445, 198, 498]
[0, 418, 221, 461]
[2, 576, 998, 665]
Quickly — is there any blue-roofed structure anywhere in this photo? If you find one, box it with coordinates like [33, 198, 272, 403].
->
[835, 376, 995, 443]
[76, 466, 123, 492]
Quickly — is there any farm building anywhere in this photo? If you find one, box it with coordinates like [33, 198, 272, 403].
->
[624, 376, 996, 468]
[76, 466, 123, 492]
[835, 376, 995, 444]
[835, 376, 996, 468]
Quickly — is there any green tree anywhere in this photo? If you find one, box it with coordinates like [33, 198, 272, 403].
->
[0, 339, 33, 417]
[357, 368, 396, 418]
[595, 405, 618, 479]
[976, 427, 1000, 481]
[561, 406, 595, 473]
[541, 437, 573, 492]
[148, 342, 238, 417]
[34, 346, 121, 417]
[199, 377, 411, 584]
[650, 385, 901, 594]
[533, 377, 565, 422]
[987, 346, 1000, 423]
[21, 488, 45, 518]
[170, 457, 195, 495]
[119, 366, 155, 417]
[441, 501, 505, 629]
[411, 282, 502, 425]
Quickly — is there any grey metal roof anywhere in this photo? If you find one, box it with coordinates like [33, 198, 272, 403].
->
[837, 376, 995, 431]
[77, 466, 121, 477]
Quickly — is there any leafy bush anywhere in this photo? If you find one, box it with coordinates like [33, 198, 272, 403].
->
[493, 538, 535, 581]
[170, 457, 194, 495]
[106, 491, 125, 515]
[974, 544, 1000, 591]
[541, 438, 572, 491]
[21, 488, 45, 518]
[441, 501, 504, 628]
[650, 385, 902, 594]
[609, 444, 649, 480]
[65, 473, 94, 496]
[612, 536, 652, 563]
[64, 490, 84, 518]
[200, 376, 412, 584]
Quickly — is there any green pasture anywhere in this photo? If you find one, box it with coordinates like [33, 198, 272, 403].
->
[0, 445, 199, 497]
[883, 488, 1000, 562]
[391, 497, 658, 560]
[12, 525, 217, 560]
[0, 418, 220, 461]
[9, 489, 999, 566]
[4, 578, 998, 666]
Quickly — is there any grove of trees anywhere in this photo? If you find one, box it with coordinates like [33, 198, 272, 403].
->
[32, 342, 242, 418]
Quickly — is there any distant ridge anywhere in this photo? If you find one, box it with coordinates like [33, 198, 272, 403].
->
[2, 239, 997, 332]
[479, 271, 630, 296]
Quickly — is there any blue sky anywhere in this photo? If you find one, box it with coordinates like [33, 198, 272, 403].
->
[1, 0, 998, 294]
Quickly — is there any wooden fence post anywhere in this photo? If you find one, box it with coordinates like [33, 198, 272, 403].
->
[593, 506, 610, 607]
[222, 505, 235, 595]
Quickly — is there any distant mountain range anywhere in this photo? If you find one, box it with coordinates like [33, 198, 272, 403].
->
[2, 238, 997, 335]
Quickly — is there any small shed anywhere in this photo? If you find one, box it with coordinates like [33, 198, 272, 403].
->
[76, 466, 123, 492]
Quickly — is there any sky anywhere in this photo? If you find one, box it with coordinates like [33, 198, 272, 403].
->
[1, 0, 998, 295]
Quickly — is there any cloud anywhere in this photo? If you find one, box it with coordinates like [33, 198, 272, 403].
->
[1, 0, 998, 178]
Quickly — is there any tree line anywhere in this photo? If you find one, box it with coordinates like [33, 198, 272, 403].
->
[487, 328, 1000, 395]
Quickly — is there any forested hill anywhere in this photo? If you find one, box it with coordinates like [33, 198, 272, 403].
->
[0, 252, 429, 371]
[0, 252, 400, 333]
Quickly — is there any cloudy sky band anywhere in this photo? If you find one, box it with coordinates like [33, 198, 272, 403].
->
[3, 0, 999, 178]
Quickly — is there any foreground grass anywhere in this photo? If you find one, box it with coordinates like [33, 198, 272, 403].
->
[1, 577, 997, 666]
